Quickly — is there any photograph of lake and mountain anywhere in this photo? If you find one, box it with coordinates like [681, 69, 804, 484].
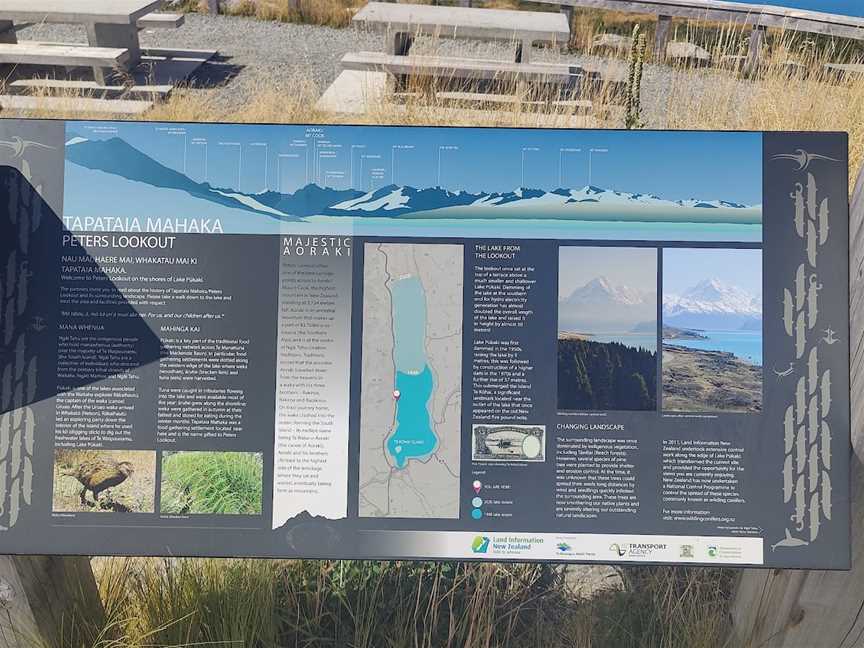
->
[557, 247, 658, 411]
[662, 248, 763, 413]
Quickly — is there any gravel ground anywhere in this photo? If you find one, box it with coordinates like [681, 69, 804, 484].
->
[19, 13, 753, 124]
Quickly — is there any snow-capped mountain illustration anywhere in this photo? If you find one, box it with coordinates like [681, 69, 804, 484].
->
[64, 135, 761, 225]
[559, 276, 656, 333]
[663, 279, 762, 330]
[675, 198, 750, 209]
[329, 184, 480, 213]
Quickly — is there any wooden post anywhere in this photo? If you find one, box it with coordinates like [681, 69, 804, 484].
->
[729, 164, 864, 647]
[745, 25, 766, 76]
[206, 0, 219, 16]
[515, 39, 532, 63]
[0, 556, 105, 647]
[654, 14, 671, 61]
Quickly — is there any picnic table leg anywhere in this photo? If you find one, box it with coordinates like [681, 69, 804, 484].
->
[515, 39, 531, 64]
[745, 25, 766, 76]
[85, 22, 141, 84]
[389, 31, 413, 56]
[0, 21, 16, 44]
[387, 31, 413, 92]
[654, 15, 672, 61]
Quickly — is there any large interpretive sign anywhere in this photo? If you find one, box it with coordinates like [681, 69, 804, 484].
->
[0, 118, 851, 568]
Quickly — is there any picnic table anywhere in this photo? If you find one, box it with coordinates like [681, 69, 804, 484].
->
[533, 0, 864, 68]
[353, 2, 570, 63]
[334, 2, 627, 116]
[0, 0, 165, 76]
[0, 0, 214, 114]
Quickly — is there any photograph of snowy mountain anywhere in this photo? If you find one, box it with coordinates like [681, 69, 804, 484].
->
[557, 247, 657, 412]
[662, 248, 762, 413]
[62, 121, 762, 242]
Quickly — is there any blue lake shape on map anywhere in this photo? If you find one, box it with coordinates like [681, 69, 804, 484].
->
[388, 367, 437, 468]
[387, 276, 438, 468]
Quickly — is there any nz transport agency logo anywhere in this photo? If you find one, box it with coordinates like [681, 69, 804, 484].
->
[610, 542, 668, 559]
[556, 542, 572, 555]
[472, 536, 491, 554]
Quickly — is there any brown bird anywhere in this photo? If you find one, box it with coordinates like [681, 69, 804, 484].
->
[61, 459, 134, 507]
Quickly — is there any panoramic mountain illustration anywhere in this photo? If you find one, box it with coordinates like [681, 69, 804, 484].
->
[64, 134, 761, 226]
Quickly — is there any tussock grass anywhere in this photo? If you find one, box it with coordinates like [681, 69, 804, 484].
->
[569, 7, 864, 62]
[160, 451, 263, 515]
[224, 0, 362, 27]
[50, 559, 734, 648]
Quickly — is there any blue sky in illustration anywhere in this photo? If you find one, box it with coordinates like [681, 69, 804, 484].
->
[663, 248, 762, 295]
[67, 121, 762, 204]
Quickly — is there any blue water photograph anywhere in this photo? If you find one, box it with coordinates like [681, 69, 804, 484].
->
[557, 247, 658, 411]
[63, 121, 762, 242]
[662, 248, 763, 413]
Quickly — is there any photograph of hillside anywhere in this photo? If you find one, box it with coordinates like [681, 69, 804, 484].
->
[662, 248, 763, 413]
[557, 247, 658, 411]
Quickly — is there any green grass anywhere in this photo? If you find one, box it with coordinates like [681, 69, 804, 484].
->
[159, 451, 263, 515]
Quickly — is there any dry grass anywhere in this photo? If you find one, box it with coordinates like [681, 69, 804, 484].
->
[71, 558, 734, 648]
[223, 0, 363, 27]
[569, 8, 864, 62]
[659, 29, 864, 182]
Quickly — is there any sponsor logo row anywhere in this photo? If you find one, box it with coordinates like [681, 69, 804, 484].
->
[465, 532, 762, 564]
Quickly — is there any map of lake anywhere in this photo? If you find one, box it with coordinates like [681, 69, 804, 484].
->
[386, 276, 438, 468]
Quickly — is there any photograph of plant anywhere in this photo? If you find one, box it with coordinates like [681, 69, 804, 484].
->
[53, 449, 156, 513]
[159, 451, 263, 516]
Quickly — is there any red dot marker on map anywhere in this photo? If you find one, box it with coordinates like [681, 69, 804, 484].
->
[393, 389, 401, 401]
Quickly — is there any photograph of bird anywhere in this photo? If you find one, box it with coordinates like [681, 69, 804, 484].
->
[61, 459, 135, 507]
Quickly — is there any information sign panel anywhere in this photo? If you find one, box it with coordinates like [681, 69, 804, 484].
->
[0, 119, 851, 568]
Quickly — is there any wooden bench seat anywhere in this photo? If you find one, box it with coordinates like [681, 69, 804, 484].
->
[10, 77, 173, 97]
[0, 93, 150, 114]
[432, 90, 593, 110]
[0, 41, 129, 68]
[824, 62, 864, 79]
[137, 13, 184, 29]
[342, 51, 583, 88]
